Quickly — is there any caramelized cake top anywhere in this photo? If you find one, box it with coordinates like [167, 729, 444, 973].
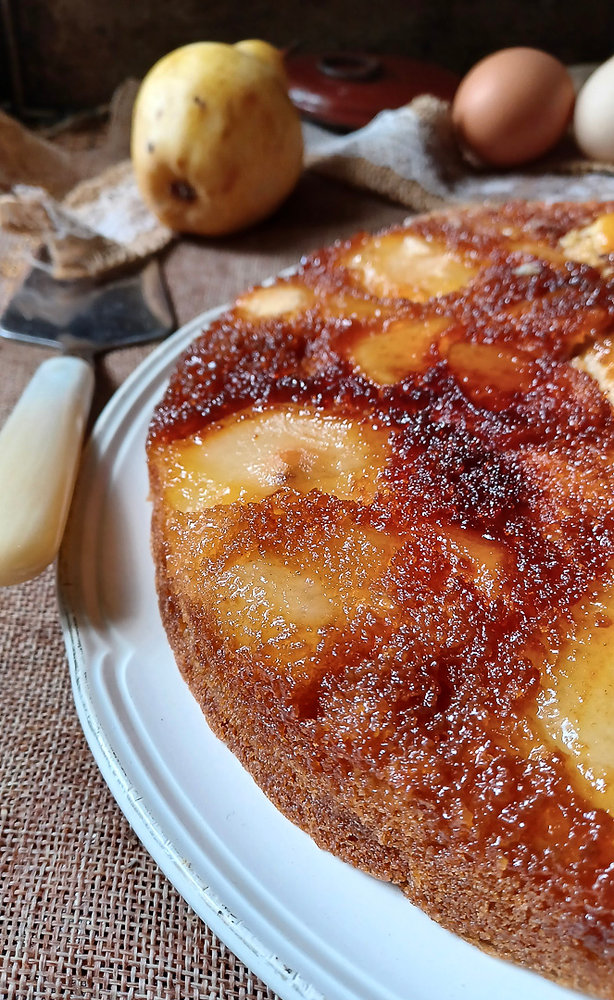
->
[148, 201, 614, 938]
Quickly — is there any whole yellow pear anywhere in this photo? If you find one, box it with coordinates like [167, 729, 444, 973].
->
[131, 40, 303, 236]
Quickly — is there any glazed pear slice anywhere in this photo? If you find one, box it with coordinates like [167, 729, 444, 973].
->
[159, 403, 390, 512]
[236, 280, 314, 318]
[216, 552, 339, 649]
[349, 316, 452, 384]
[559, 212, 614, 270]
[531, 580, 614, 816]
[213, 524, 401, 657]
[344, 232, 478, 301]
[573, 335, 614, 408]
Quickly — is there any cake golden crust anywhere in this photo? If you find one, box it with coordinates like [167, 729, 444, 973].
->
[148, 200, 614, 998]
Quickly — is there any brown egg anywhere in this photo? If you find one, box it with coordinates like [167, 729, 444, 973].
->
[452, 47, 575, 167]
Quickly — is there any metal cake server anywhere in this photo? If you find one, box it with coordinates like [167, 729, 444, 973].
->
[0, 255, 174, 586]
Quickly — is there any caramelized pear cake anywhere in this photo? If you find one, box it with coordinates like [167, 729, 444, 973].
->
[147, 201, 614, 998]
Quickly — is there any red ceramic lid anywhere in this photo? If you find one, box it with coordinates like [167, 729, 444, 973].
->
[285, 51, 460, 130]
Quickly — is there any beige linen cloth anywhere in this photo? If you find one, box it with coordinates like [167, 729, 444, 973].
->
[3, 86, 614, 1000]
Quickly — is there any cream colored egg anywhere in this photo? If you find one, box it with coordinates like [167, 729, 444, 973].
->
[574, 55, 614, 162]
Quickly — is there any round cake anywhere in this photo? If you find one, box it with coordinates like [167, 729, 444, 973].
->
[147, 200, 614, 998]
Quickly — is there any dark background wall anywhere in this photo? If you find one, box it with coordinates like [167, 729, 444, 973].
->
[3, 0, 614, 118]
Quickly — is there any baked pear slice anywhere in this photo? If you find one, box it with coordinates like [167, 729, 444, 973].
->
[152, 403, 390, 513]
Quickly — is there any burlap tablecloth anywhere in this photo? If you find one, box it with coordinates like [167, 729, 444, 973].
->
[0, 171, 408, 1000]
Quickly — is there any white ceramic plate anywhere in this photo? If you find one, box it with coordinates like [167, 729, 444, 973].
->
[57, 307, 583, 1000]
